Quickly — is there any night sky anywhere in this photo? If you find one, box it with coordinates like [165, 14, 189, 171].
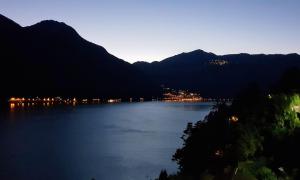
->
[1, 0, 300, 63]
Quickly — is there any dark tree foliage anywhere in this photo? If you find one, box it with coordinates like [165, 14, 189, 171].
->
[272, 67, 300, 94]
[173, 103, 233, 176]
[169, 80, 300, 180]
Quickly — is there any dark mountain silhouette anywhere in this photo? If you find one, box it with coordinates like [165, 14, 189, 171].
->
[0, 14, 159, 100]
[134, 50, 300, 98]
[1, 14, 300, 100]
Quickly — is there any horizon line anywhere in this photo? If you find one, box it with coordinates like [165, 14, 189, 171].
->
[1, 13, 300, 64]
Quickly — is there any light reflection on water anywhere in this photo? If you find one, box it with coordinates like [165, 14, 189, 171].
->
[0, 102, 213, 180]
[166, 103, 214, 111]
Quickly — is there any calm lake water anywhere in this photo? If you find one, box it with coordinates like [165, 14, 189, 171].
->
[0, 102, 213, 180]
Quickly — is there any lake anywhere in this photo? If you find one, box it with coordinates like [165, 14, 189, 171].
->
[0, 102, 213, 180]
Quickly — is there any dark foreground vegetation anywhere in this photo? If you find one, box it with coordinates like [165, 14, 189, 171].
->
[158, 68, 300, 180]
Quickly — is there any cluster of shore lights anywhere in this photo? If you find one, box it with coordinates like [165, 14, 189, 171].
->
[8, 97, 79, 109]
[7, 97, 132, 109]
[163, 90, 204, 102]
[163, 97, 203, 102]
[9, 97, 76, 103]
[9, 97, 53, 102]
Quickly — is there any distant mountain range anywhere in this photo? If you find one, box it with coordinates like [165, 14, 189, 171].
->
[134, 50, 300, 97]
[0, 14, 159, 100]
[1, 14, 300, 99]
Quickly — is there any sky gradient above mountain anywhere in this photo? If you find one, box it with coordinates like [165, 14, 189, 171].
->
[1, 0, 300, 62]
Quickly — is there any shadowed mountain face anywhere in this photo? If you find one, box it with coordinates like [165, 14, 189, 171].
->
[134, 50, 300, 98]
[1, 14, 300, 100]
[0, 14, 159, 99]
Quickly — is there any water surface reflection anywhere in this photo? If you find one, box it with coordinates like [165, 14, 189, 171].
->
[0, 102, 213, 180]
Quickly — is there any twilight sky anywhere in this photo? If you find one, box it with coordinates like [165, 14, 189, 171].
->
[1, 0, 300, 63]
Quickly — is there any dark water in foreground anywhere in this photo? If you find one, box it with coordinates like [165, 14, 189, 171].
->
[0, 102, 213, 180]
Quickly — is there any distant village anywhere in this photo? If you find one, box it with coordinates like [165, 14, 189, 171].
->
[162, 88, 203, 102]
[7, 87, 231, 110]
[162, 87, 229, 102]
[8, 97, 137, 109]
